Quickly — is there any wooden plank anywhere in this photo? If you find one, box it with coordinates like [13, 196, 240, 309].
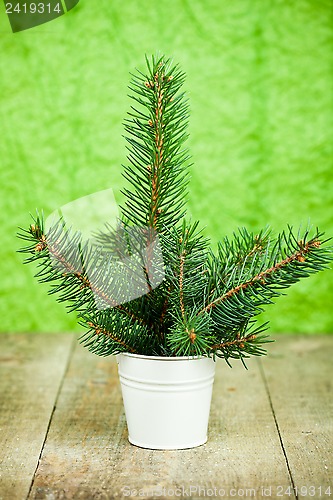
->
[0, 333, 74, 500]
[29, 342, 292, 499]
[259, 335, 333, 500]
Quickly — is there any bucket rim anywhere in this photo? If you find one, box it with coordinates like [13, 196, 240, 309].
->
[116, 352, 215, 362]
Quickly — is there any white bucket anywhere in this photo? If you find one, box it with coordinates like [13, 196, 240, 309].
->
[116, 353, 216, 450]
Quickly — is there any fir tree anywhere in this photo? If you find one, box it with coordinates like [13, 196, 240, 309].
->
[18, 55, 332, 365]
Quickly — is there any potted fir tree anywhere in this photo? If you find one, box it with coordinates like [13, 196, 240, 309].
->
[18, 55, 332, 450]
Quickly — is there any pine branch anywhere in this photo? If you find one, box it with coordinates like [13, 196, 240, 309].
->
[179, 250, 186, 319]
[201, 229, 327, 315]
[121, 55, 190, 233]
[79, 309, 157, 356]
[18, 216, 150, 328]
[17, 56, 333, 364]
[162, 220, 210, 314]
[166, 311, 215, 357]
[161, 220, 213, 355]
[86, 320, 137, 354]
[208, 322, 273, 367]
[160, 283, 172, 324]
[199, 227, 332, 344]
[206, 227, 271, 301]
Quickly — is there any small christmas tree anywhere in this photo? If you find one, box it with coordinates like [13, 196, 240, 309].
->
[18, 55, 332, 365]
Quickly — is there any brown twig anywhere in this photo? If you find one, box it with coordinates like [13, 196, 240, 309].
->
[207, 237, 265, 302]
[35, 235, 147, 326]
[160, 283, 172, 324]
[150, 69, 164, 230]
[87, 321, 137, 353]
[179, 251, 186, 319]
[210, 333, 256, 351]
[200, 239, 321, 314]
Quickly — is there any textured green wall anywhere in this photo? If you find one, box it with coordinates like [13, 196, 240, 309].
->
[0, 0, 332, 334]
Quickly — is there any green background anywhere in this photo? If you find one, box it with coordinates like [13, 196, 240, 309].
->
[0, 0, 332, 334]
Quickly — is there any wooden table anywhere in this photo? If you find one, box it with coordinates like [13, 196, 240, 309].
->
[0, 334, 332, 500]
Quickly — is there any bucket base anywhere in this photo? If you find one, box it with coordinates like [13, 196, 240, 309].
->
[128, 436, 208, 450]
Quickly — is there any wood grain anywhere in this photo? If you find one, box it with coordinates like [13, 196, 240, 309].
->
[0, 333, 74, 500]
[260, 335, 333, 499]
[1, 334, 332, 500]
[29, 342, 292, 499]
[28, 342, 126, 500]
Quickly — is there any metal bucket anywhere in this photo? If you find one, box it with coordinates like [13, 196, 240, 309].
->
[116, 353, 216, 450]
